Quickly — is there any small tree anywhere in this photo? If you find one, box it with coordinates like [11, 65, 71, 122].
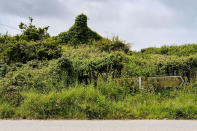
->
[19, 17, 50, 41]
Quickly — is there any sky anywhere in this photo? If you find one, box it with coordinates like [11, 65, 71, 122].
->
[0, 0, 197, 51]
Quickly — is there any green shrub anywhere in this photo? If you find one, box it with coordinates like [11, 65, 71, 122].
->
[70, 52, 126, 85]
[55, 57, 76, 85]
[19, 17, 50, 41]
[94, 37, 130, 54]
[0, 38, 62, 64]
[0, 34, 19, 44]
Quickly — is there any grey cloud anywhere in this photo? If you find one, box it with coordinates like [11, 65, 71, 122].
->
[160, 0, 197, 28]
[161, 0, 197, 10]
[0, 0, 71, 18]
[119, 0, 175, 29]
[1, 0, 197, 50]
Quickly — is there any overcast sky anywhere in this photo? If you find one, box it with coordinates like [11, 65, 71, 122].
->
[0, 0, 197, 50]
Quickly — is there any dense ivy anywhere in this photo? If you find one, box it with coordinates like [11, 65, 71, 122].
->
[57, 14, 102, 45]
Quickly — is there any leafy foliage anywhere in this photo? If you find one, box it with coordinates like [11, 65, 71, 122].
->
[0, 34, 19, 44]
[57, 14, 102, 45]
[141, 44, 197, 56]
[19, 17, 50, 41]
[0, 38, 62, 64]
[93, 37, 130, 54]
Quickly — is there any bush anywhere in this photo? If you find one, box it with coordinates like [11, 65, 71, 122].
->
[94, 37, 130, 54]
[0, 38, 62, 64]
[70, 52, 126, 85]
[0, 34, 19, 44]
[19, 17, 50, 41]
[55, 57, 76, 85]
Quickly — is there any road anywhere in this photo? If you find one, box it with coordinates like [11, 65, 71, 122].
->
[0, 120, 196, 131]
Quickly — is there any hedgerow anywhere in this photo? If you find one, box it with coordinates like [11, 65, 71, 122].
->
[0, 14, 197, 119]
[141, 44, 197, 56]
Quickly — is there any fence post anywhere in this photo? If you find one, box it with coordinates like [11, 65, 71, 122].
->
[138, 77, 142, 89]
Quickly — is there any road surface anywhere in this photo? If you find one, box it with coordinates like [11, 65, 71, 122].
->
[0, 120, 196, 131]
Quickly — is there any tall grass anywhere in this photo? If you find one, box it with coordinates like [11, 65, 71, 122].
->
[0, 80, 196, 119]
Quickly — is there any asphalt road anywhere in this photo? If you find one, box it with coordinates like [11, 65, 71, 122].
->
[0, 120, 196, 131]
